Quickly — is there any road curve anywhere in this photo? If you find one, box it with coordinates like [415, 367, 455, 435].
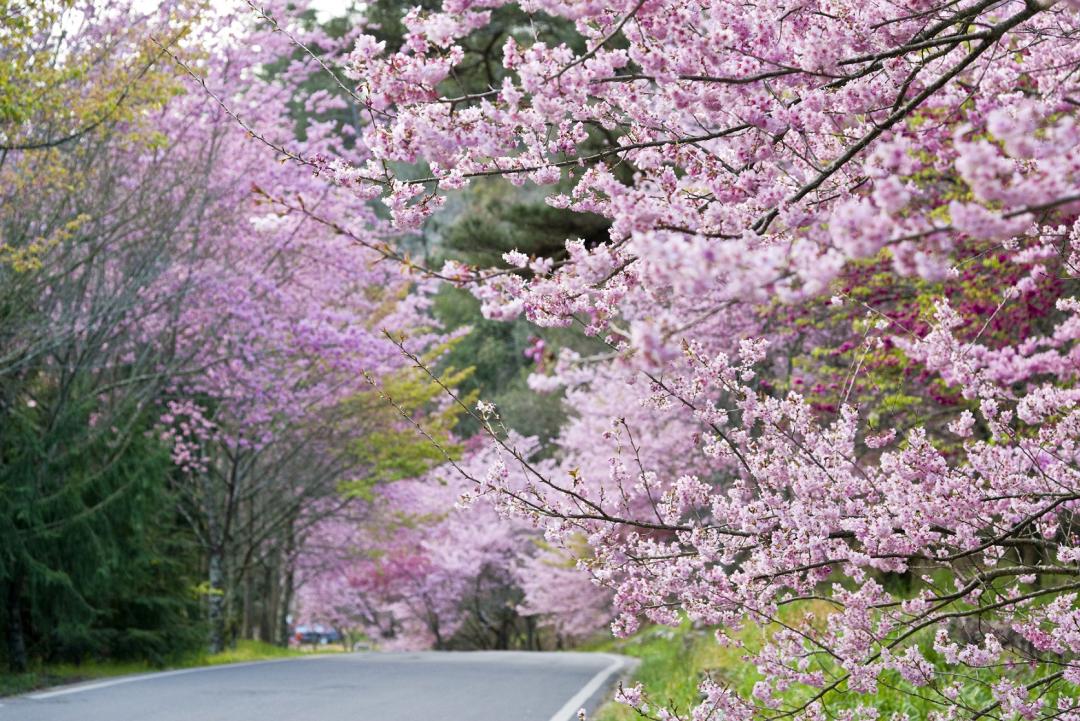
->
[0, 651, 629, 721]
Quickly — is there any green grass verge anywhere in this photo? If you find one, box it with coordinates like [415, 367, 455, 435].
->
[0, 659, 156, 699]
[589, 618, 928, 721]
[181, 639, 305, 668]
[0, 640, 314, 697]
[588, 622, 743, 721]
[584, 568, 1080, 720]
[586, 609, 1061, 721]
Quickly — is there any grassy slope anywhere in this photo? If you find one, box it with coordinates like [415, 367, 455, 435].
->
[585, 611, 1045, 721]
[586, 623, 752, 721]
[0, 640, 323, 697]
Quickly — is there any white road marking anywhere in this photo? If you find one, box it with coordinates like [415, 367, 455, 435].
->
[545, 653, 625, 721]
[26, 655, 327, 700]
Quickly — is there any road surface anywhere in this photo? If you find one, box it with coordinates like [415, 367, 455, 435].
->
[0, 651, 629, 721]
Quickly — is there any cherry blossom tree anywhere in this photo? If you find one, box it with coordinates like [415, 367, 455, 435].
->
[142, 3, 447, 652]
[1, 0, 449, 660]
[291, 1, 1080, 718]
[0, 0, 230, 670]
[296, 436, 611, 650]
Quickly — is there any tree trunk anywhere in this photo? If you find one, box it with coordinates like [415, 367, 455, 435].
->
[207, 547, 226, 654]
[265, 561, 280, 644]
[276, 519, 295, 647]
[258, 560, 274, 643]
[278, 566, 294, 647]
[6, 573, 28, 673]
[525, 616, 537, 651]
[242, 500, 255, 640]
[242, 565, 254, 641]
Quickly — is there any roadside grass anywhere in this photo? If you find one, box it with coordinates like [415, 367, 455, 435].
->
[0, 640, 315, 697]
[587, 622, 748, 721]
[182, 639, 304, 667]
[0, 659, 155, 698]
[587, 604, 1062, 721]
[589, 620, 925, 721]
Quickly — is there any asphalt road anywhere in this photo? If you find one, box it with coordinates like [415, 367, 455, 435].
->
[0, 651, 629, 721]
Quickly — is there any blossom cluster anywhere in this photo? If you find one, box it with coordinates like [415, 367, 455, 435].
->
[322, 0, 1080, 718]
[294, 438, 612, 649]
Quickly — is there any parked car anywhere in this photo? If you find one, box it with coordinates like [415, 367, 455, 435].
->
[292, 624, 342, 645]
